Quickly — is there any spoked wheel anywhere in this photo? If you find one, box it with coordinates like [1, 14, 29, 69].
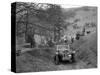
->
[54, 55, 60, 65]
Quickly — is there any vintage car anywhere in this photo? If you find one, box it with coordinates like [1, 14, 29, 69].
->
[54, 44, 75, 65]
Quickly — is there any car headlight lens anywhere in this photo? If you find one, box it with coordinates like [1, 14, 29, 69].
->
[56, 52, 58, 54]
[68, 54, 71, 57]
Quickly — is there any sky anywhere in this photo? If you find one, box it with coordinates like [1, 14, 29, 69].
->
[60, 4, 82, 8]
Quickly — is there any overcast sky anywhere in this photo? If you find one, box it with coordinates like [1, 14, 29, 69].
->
[60, 4, 82, 8]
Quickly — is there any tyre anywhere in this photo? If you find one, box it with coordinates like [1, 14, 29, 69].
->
[71, 53, 75, 62]
[54, 55, 60, 65]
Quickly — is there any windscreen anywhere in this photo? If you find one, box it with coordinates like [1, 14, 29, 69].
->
[56, 45, 69, 51]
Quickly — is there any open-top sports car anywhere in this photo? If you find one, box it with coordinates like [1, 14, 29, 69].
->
[54, 44, 75, 65]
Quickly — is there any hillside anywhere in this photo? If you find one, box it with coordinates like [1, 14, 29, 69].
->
[62, 6, 97, 38]
[72, 32, 97, 67]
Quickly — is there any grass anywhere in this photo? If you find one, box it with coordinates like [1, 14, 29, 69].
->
[72, 32, 97, 67]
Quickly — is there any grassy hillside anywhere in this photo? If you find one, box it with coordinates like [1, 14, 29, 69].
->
[72, 32, 97, 68]
[62, 6, 97, 38]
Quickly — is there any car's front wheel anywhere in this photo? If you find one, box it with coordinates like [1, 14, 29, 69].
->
[71, 53, 75, 62]
[54, 55, 60, 65]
